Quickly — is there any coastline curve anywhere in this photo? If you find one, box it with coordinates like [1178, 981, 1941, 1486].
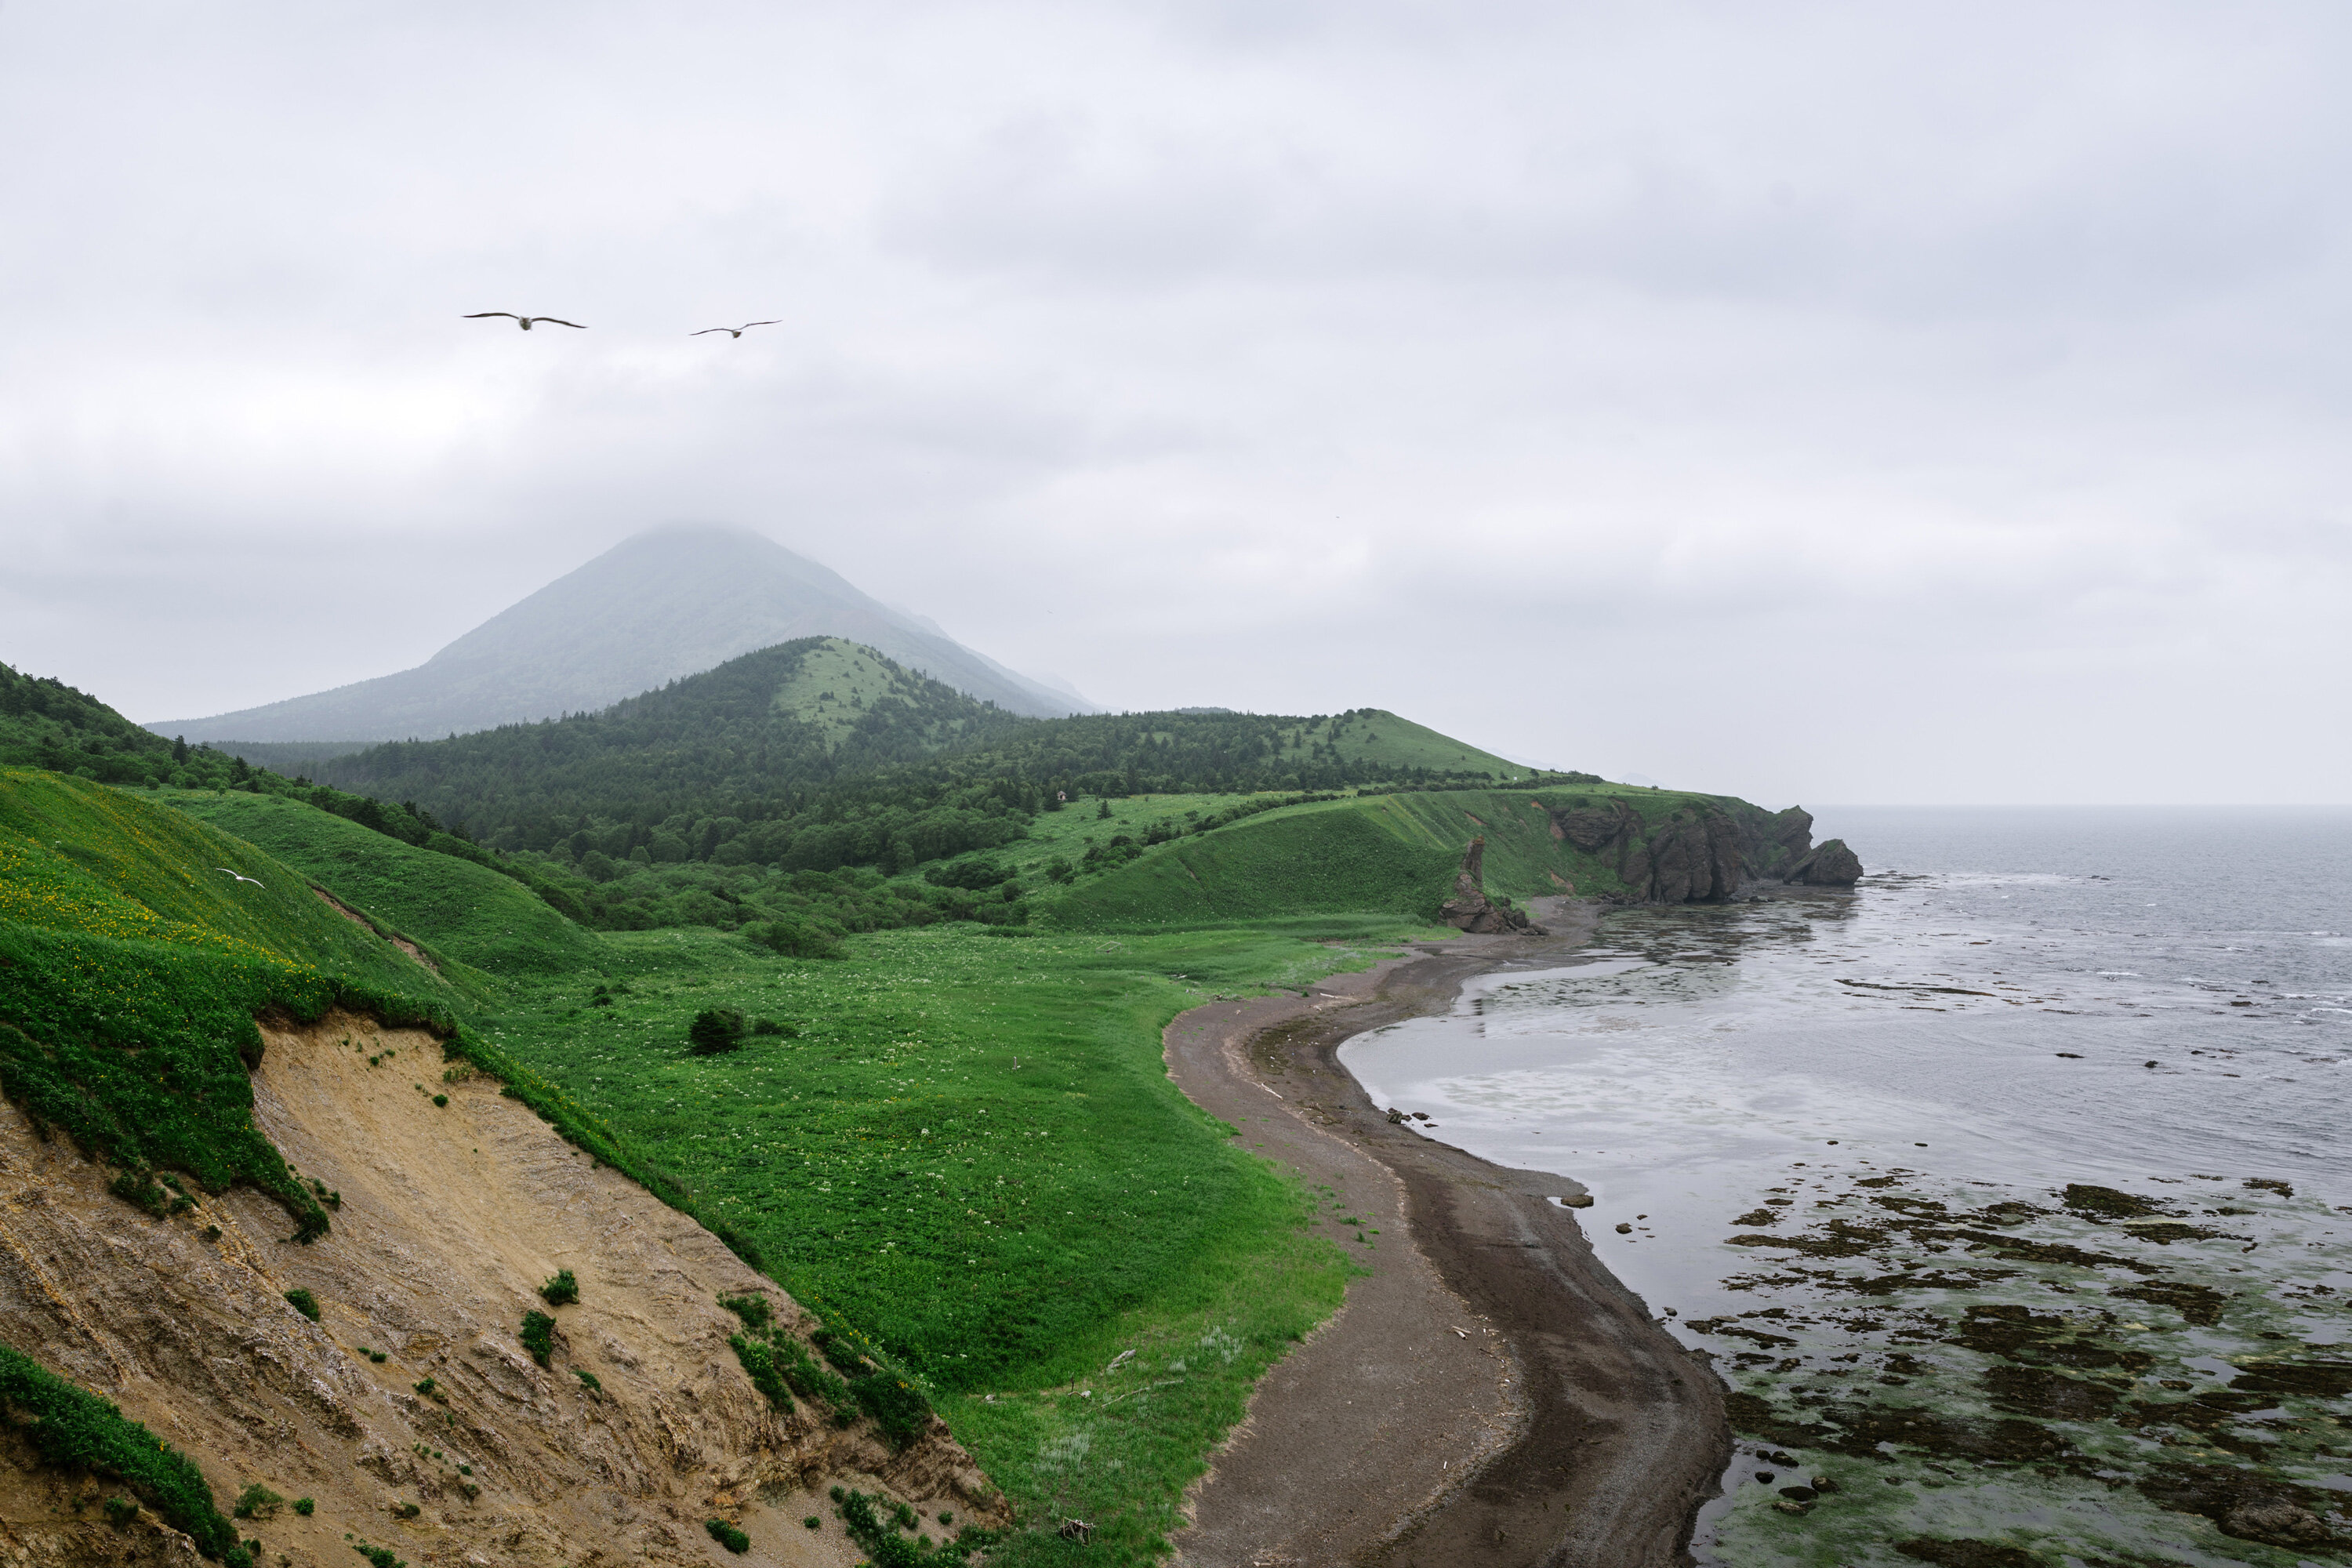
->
[1165, 906, 1730, 1567]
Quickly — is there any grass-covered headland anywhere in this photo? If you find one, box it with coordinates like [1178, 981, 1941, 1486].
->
[0, 652, 1824, 1562]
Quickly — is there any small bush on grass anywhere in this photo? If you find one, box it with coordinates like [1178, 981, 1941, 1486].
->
[750, 916, 844, 960]
[705, 1518, 750, 1554]
[518, 1310, 555, 1367]
[538, 1268, 579, 1306]
[283, 1288, 321, 1322]
[687, 1008, 746, 1055]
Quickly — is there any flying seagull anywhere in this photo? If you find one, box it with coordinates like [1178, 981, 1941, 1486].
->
[690, 320, 781, 339]
[215, 868, 263, 887]
[463, 313, 586, 331]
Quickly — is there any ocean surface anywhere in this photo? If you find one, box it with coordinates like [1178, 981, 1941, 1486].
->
[1341, 807, 2352, 1567]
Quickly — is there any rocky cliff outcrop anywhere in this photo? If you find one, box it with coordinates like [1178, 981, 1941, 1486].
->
[1546, 802, 1745, 903]
[1781, 837, 1864, 886]
[1438, 837, 1541, 934]
[0, 1010, 1004, 1566]
[1541, 798, 1842, 903]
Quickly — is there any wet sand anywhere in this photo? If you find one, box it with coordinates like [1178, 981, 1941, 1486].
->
[1167, 909, 1730, 1567]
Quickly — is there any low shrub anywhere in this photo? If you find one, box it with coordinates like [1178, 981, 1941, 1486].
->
[771, 1335, 851, 1408]
[108, 1170, 171, 1217]
[293, 1497, 315, 1515]
[855, 1373, 933, 1449]
[833, 1486, 999, 1568]
[102, 1495, 138, 1527]
[687, 1008, 746, 1056]
[705, 1518, 750, 1554]
[749, 916, 844, 960]
[232, 1482, 282, 1519]
[518, 1310, 555, 1367]
[727, 1334, 793, 1413]
[283, 1288, 321, 1322]
[716, 1291, 771, 1333]
[538, 1269, 579, 1306]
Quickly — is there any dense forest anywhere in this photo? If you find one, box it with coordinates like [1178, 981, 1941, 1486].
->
[313, 639, 1536, 869]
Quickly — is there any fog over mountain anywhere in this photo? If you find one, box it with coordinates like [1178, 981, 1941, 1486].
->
[151, 527, 1091, 742]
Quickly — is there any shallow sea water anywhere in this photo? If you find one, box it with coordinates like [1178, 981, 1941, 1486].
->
[1340, 807, 2352, 1566]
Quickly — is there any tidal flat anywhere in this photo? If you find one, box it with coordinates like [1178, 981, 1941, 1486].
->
[1344, 806, 2352, 1566]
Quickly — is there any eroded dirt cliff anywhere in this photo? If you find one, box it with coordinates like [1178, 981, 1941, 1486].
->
[0, 1009, 1001, 1566]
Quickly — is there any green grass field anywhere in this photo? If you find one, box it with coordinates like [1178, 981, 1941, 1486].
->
[1035, 783, 1766, 929]
[477, 920, 1422, 1560]
[1, 771, 464, 1002]
[166, 789, 606, 981]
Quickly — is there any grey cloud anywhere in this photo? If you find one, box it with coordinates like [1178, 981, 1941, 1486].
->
[1, 0, 2347, 803]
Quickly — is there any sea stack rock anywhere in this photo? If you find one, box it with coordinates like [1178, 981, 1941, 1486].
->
[1781, 838, 1864, 886]
[1439, 836, 1541, 934]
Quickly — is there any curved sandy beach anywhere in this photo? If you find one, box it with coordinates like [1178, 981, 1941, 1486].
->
[1166, 908, 1730, 1568]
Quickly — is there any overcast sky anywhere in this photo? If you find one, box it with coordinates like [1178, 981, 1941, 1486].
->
[4, 2, 2347, 804]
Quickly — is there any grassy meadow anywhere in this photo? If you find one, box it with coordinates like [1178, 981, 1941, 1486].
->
[166, 787, 604, 981]
[473, 918, 1420, 1560]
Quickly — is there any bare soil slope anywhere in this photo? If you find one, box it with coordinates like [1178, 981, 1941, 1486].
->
[0, 1010, 1003, 1566]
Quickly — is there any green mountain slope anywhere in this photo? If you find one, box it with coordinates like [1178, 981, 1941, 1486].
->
[314, 637, 1027, 843]
[314, 637, 1566, 873]
[166, 790, 606, 979]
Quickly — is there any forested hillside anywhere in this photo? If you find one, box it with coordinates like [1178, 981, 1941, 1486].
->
[313, 637, 1560, 870]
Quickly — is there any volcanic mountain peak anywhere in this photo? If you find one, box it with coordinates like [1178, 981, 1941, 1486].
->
[150, 524, 1092, 743]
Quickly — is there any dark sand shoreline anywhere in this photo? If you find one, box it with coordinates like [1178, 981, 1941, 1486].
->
[1167, 906, 1729, 1567]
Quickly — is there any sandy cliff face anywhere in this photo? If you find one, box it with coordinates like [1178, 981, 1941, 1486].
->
[0, 1010, 1002, 1566]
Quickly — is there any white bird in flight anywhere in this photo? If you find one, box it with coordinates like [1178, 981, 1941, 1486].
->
[215, 868, 263, 887]
[463, 313, 586, 331]
[690, 320, 781, 339]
